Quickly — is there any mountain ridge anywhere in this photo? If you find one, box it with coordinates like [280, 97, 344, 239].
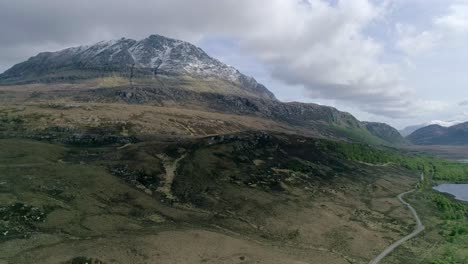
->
[407, 121, 468, 145]
[400, 120, 463, 136]
[0, 34, 402, 145]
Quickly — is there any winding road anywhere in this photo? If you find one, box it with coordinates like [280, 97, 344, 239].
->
[369, 175, 425, 264]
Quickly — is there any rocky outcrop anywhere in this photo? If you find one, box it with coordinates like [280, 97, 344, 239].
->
[73, 85, 362, 129]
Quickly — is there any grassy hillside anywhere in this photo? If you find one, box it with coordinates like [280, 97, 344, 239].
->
[331, 125, 389, 145]
[0, 80, 402, 146]
[1, 125, 467, 263]
[0, 133, 423, 264]
[363, 122, 407, 145]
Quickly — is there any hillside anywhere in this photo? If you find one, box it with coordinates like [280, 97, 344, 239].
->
[0, 132, 420, 264]
[363, 122, 407, 145]
[407, 122, 468, 145]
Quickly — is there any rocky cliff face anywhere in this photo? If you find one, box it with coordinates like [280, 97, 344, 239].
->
[81, 85, 362, 128]
[0, 34, 275, 100]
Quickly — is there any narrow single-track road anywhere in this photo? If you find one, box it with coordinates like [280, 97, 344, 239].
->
[369, 176, 425, 264]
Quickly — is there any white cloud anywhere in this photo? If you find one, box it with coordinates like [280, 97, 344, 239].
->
[396, 24, 442, 55]
[0, 0, 414, 118]
[230, 0, 412, 117]
[396, 0, 468, 56]
[434, 1, 468, 33]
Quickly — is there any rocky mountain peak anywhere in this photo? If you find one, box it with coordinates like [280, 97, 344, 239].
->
[0, 34, 276, 100]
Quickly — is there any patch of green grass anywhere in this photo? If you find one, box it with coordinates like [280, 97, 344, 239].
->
[320, 139, 468, 182]
[331, 125, 388, 145]
[0, 139, 64, 164]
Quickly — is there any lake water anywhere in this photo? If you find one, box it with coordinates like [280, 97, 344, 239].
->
[433, 184, 468, 202]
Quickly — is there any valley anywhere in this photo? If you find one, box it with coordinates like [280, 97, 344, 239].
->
[0, 136, 419, 264]
[0, 33, 466, 264]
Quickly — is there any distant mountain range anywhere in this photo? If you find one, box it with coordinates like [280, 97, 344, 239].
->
[407, 121, 468, 145]
[400, 120, 463, 137]
[0, 34, 407, 145]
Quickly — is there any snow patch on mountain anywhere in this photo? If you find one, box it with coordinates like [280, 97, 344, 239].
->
[0, 34, 276, 100]
[427, 120, 463, 127]
[69, 35, 247, 85]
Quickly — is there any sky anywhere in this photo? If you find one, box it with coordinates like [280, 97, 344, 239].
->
[1, 0, 468, 129]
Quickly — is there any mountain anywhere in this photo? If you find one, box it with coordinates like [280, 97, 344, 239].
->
[400, 125, 425, 137]
[0, 35, 434, 263]
[0, 34, 401, 145]
[407, 121, 468, 145]
[362, 122, 407, 145]
[0, 34, 275, 100]
[400, 120, 463, 136]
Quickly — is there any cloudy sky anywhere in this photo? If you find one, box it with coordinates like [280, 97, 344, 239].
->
[1, 0, 468, 129]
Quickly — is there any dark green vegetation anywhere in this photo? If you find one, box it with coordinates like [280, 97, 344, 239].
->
[408, 122, 468, 145]
[170, 133, 403, 210]
[0, 203, 48, 239]
[325, 141, 468, 182]
[432, 193, 467, 220]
